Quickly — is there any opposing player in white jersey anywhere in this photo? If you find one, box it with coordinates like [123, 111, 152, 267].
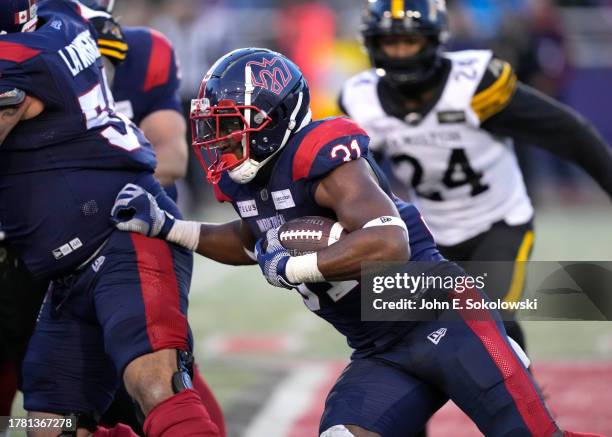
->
[340, 0, 612, 350]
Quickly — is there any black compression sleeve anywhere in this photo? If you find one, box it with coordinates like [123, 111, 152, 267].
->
[482, 82, 612, 197]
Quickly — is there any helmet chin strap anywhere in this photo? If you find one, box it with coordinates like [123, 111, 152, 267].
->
[228, 92, 311, 184]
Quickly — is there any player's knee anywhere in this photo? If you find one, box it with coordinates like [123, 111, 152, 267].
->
[320, 424, 381, 437]
[123, 349, 189, 415]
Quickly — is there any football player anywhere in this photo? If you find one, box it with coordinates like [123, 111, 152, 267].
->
[111, 47, 603, 437]
[82, 0, 187, 201]
[0, 1, 219, 436]
[78, 1, 225, 434]
[339, 0, 612, 352]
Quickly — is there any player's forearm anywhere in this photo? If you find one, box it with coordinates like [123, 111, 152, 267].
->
[141, 110, 189, 186]
[154, 145, 188, 186]
[195, 221, 256, 266]
[0, 103, 28, 145]
[484, 83, 612, 196]
[167, 218, 255, 265]
[309, 227, 409, 281]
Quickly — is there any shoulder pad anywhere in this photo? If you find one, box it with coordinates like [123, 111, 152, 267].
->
[143, 29, 175, 92]
[471, 57, 517, 121]
[292, 117, 370, 181]
[339, 69, 379, 119]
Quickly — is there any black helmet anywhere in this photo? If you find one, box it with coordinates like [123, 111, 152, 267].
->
[361, 0, 449, 92]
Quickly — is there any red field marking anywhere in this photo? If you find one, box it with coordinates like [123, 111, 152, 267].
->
[288, 362, 347, 437]
[428, 362, 612, 437]
[203, 334, 303, 355]
[282, 361, 612, 436]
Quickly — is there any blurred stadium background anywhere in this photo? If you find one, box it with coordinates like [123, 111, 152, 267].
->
[13, 0, 612, 435]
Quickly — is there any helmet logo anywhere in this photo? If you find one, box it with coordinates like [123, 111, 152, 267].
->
[246, 57, 293, 95]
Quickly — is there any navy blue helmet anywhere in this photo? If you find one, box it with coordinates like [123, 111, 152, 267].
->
[191, 48, 311, 184]
[79, 0, 115, 12]
[0, 0, 38, 34]
[361, 0, 449, 91]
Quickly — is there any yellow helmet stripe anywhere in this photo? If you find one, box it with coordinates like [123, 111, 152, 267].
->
[391, 0, 405, 19]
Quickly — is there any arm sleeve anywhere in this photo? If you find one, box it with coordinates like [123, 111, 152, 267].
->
[482, 82, 612, 197]
[141, 30, 182, 117]
[143, 50, 182, 115]
[0, 60, 33, 96]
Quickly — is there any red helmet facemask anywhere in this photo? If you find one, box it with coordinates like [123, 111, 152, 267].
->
[190, 98, 272, 184]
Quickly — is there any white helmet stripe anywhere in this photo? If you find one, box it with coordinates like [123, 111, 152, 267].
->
[203, 48, 244, 82]
[244, 64, 254, 128]
[279, 90, 303, 148]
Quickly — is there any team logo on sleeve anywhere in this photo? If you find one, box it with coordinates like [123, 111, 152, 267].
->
[246, 57, 293, 95]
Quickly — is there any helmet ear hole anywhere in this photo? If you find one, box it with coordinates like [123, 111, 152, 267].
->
[266, 105, 286, 131]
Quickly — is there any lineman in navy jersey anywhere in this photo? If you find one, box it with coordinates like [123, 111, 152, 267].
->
[0, 1, 220, 435]
[111, 48, 602, 437]
[79, 1, 225, 433]
[340, 0, 612, 351]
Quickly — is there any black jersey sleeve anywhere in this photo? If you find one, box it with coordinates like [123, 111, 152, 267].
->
[482, 82, 612, 197]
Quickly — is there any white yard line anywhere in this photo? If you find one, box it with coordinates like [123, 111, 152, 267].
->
[243, 363, 330, 437]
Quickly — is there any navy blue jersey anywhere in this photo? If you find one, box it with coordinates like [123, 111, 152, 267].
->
[0, 0, 157, 279]
[214, 117, 442, 352]
[111, 27, 181, 126]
